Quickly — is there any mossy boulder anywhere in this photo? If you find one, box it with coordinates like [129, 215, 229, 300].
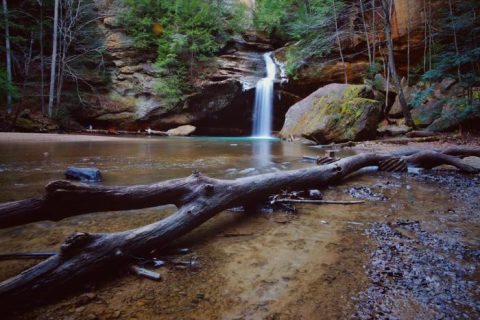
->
[280, 84, 382, 143]
[427, 101, 480, 132]
[411, 100, 444, 128]
[14, 111, 59, 132]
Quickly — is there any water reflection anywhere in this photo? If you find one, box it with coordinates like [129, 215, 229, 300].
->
[0, 136, 314, 202]
[252, 139, 272, 168]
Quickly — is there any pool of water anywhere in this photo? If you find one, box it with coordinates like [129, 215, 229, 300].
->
[0, 136, 330, 202]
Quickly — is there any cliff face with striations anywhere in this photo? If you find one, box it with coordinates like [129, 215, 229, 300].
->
[68, 0, 432, 134]
[69, 0, 272, 135]
[275, 0, 430, 98]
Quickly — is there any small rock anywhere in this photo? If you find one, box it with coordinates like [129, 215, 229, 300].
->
[239, 168, 257, 175]
[75, 306, 85, 313]
[77, 292, 96, 306]
[309, 189, 323, 199]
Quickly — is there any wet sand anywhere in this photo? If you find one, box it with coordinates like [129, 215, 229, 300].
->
[0, 132, 140, 143]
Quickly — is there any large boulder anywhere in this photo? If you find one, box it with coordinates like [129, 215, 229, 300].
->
[280, 84, 382, 143]
[427, 102, 480, 132]
[411, 99, 444, 127]
[167, 125, 196, 136]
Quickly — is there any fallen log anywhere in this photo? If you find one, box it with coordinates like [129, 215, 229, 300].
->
[0, 148, 479, 230]
[0, 149, 478, 309]
[0, 153, 389, 307]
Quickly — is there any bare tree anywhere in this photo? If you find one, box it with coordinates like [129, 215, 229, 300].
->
[406, 0, 411, 85]
[359, 0, 372, 65]
[48, 0, 60, 117]
[2, 0, 12, 113]
[371, 0, 377, 62]
[332, 0, 348, 84]
[380, 0, 415, 127]
[37, 0, 45, 114]
[447, 0, 462, 82]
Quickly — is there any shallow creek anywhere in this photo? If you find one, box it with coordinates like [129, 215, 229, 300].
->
[0, 136, 478, 319]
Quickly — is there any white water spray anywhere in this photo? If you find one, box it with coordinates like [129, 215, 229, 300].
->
[252, 52, 276, 138]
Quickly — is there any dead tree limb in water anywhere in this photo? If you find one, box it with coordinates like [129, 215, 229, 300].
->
[0, 149, 478, 309]
[1, 148, 478, 230]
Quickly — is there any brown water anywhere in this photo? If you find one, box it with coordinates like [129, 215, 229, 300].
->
[0, 136, 478, 320]
[0, 137, 322, 201]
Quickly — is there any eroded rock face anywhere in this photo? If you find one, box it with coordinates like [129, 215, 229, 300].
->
[280, 84, 382, 143]
[74, 1, 268, 134]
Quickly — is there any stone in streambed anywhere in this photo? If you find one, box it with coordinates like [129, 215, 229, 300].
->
[166, 125, 196, 136]
[65, 167, 102, 182]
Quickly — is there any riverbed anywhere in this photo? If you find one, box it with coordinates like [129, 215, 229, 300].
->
[0, 133, 478, 319]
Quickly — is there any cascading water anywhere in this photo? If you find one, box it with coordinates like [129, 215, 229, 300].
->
[252, 52, 276, 138]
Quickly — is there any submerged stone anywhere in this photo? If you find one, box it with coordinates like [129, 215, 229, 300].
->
[65, 167, 102, 182]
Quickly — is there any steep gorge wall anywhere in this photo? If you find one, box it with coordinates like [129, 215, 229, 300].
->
[71, 0, 431, 134]
[276, 0, 430, 98]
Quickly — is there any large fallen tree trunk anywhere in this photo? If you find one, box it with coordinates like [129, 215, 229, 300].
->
[0, 149, 478, 309]
[1, 148, 479, 229]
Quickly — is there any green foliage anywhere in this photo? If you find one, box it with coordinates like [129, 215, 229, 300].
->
[254, 0, 293, 37]
[154, 67, 191, 109]
[411, 87, 434, 108]
[417, 1, 479, 92]
[120, 0, 240, 108]
[254, 0, 344, 76]
[0, 69, 18, 102]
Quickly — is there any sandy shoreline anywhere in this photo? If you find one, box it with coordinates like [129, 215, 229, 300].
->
[0, 132, 144, 143]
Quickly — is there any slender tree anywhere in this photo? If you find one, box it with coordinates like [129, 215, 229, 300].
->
[359, 0, 372, 65]
[406, 0, 411, 85]
[423, 0, 427, 73]
[37, 0, 45, 114]
[48, 0, 59, 117]
[447, 0, 462, 82]
[381, 0, 415, 127]
[371, 0, 377, 60]
[2, 0, 12, 113]
[332, 0, 348, 84]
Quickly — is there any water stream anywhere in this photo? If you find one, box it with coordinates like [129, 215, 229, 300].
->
[252, 52, 276, 138]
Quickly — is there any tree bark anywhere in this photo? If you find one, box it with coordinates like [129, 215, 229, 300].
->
[2, 0, 12, 113]
[447, 0, 461, 82]
[381, 0, 415, 128]
[48, 0, 59, 117]
[39, 0, 45, 114]
[332, 0, 348, 84]
[0, 149, 478, 309]
[359, 0, 372, 65]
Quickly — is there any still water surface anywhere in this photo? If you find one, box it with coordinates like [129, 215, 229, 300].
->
[0, 136, 323, 201]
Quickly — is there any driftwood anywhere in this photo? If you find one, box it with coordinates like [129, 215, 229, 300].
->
[0, 148, 478, 309]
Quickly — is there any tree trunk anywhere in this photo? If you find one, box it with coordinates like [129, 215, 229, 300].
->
[372, 0, 377, 62]
[406, 0, 411, 86]
[39, 1, 45, 114]
[382, 0, 415, 128]
[0, 149, 478, 308]
[48, 0, 59, 117]
[332, 0, 348, 84]
[447, 0, 461, 82]
[359, 0, 372, 65]
[2, 0, 12, 113]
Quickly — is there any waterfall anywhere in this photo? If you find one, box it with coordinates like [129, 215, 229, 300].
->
[252, 52, 276, 138]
